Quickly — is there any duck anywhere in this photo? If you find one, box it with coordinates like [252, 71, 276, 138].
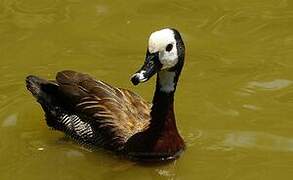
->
[25, 28, 185, 162]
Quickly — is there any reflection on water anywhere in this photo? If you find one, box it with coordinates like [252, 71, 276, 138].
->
[247, 79, 292, 91]
[192, 130, 293, 153]
[222, 131, 293, 152]
[184, 129, 293, 153]
[2, 114, 17, 127]
[1, 0, 293, 179]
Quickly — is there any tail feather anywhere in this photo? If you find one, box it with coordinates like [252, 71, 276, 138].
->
[26, 75, 62, 127]
[26, 75, 96, 146]
[26, 75, 58, 98]
[26, 75, 46, 98]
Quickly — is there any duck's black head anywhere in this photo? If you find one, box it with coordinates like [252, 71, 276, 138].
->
[131, 28, 185, 92]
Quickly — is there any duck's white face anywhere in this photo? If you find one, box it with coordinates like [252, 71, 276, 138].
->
[148, 28, 178, 69]
[131, 28, 184, 89]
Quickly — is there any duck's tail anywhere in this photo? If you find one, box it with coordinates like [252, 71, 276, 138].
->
[26, 75, 53, 97]
[25, 75, 61, 127]
[25, 75, 96, 145]
[26, 75, 59, 111]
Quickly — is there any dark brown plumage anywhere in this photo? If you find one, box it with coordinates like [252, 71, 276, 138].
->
[27, 70, 151, 150]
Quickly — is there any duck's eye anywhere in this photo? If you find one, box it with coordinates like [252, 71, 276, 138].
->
[166, 44, 173, 52]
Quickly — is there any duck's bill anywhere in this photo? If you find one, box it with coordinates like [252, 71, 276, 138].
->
[131, 51, 162, 85]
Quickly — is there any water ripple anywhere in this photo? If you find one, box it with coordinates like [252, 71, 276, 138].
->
[221, 131, 293, 153]
[12, 0, 59, 14]
[0, 0, 77, 29]
[247, 79, 292, 91]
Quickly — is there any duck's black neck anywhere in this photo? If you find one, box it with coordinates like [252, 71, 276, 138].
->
[149, 71, 178, 131]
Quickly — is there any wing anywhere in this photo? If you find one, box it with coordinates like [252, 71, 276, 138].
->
[55, 70, 151, 150]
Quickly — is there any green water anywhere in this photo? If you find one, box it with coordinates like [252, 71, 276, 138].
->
[1, 0, 293, 179]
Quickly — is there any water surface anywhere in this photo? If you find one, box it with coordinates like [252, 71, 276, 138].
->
[1, 0, 293, 179]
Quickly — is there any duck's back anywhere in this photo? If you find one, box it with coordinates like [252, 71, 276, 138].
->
[26, 70, 151, 150]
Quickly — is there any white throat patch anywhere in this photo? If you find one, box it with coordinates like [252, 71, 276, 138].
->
[158, 70, 176, 92]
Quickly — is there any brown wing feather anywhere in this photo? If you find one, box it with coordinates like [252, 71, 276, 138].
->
[56, 70, 151, 150]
